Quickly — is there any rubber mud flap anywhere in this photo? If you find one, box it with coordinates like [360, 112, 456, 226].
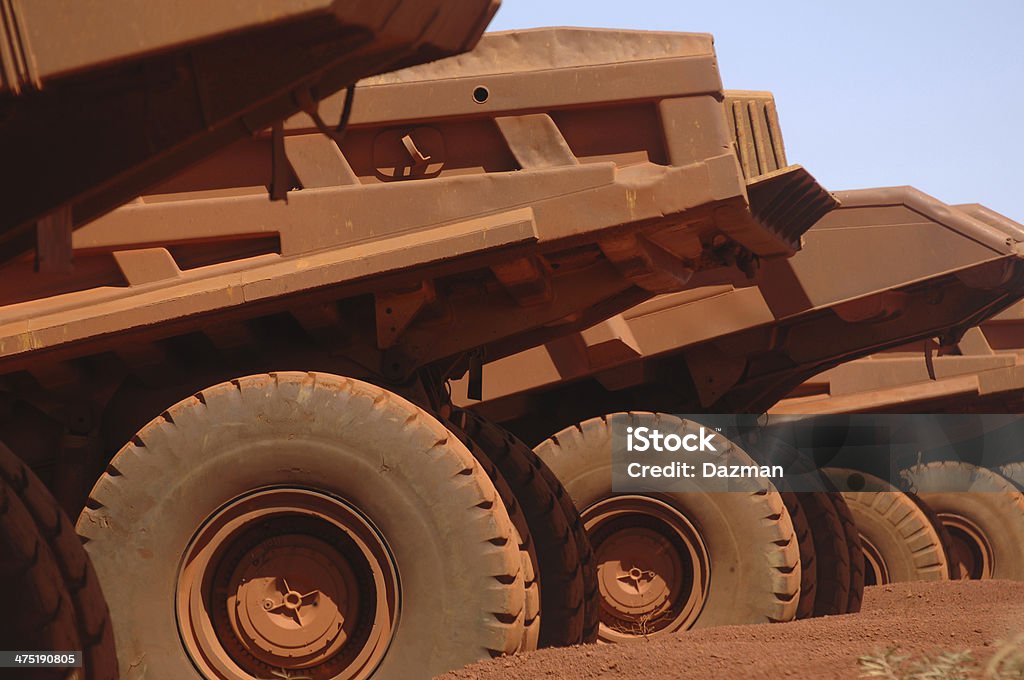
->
[76, 372, 524, 679]
[535, 412, 800, 638]
[902, 461, 1024, 581]
[824, 468, 951, 584]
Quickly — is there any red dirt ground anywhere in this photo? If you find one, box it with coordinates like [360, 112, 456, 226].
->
[442, 580, 1024, 679]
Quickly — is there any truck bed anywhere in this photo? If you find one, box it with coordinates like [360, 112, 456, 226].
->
[457, 188, 1024, 443]
[0, 28, 833, 386]
[1, 0, 500, 266]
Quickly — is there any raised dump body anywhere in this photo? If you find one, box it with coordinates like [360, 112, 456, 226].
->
[0, 28, 833, 400]
[458, 187, 1024, 444]
[0, 28, 834, 679]
[759, 203, 1024, 586]
[771, 204, 1024, 416]
[0, 0, 499, 267]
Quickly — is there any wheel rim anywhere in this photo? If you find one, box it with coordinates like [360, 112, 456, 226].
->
[938, 512, 994, 580]
[177, 488, 398, 679]
[860, 535, 889, 586]
[582, 496, 709, 642]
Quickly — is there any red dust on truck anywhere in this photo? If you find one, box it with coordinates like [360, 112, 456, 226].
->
[2, 26, 835, 679]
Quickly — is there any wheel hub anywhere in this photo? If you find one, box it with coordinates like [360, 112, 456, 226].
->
[597, 527, 680, 618]
[938, 512, 993, 580]
[178, 488, 398, 680]
[227, 537, 357, 667]
[583, 496, 709, 641]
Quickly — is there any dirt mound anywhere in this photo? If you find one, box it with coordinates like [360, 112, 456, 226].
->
[442, 580, 1024, 679]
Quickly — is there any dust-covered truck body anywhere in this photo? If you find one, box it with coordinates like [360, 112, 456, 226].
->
[771, 204, 1024, 416]
[0, 28, 833, 449]
[459, 187, 1024, 442]
[454, 188, 1024, 636]
[3, 3, 502, 677]
[0, 0, 499, 267]
[0, 28, 835, 679]
[771, 297, 1024, 415]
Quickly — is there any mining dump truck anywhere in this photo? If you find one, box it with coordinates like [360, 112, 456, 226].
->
[764, 204, 1024, 585]
[456, 186, 1024, 640]
[0, 0, 499, 268]
[0, 28, 834, 679]
[1, 2, 499, 679]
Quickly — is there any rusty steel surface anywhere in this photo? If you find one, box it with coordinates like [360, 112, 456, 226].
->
[770, 204, 1024, 415]
[769, 308, 1024, 415]
[459, 188, 1024, 443]
[0, 0, 500, 266]
[0, 28, 832, 389]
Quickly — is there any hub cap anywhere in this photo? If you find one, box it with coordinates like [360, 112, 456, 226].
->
[583, 496, 710, 642]
[178, 489, 398, 679]
[938, 512, 993, 580]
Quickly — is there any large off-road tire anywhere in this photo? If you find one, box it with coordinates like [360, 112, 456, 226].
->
[1001, 462, 1024, 490]
[534, 413, 801, 641]
[907, 491, 963, 580]
[794, 491, 850, 617]
[779, 492, 816, 620]
[0, 443, 117, 680]
[901, 461, 1024, 581]
[748, 437, 851, 616]
[1, 465, 79, 680]
[442, 413, 540, 652]
[820, 475, 865, 614]
[824, 468, 951, 584]
[449, 408, 598, 646]
[76, 373, 525, 679]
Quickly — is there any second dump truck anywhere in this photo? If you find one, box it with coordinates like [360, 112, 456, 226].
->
[459, 186, 1024, 639]
[0, 28, 833, 679]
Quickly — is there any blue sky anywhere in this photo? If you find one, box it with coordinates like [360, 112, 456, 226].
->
[489, 1, 1023, 221]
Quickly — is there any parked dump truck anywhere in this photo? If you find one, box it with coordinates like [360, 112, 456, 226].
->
[1, 0, 499, 268]
[461, 188, 1024, 434]
[0, 28, 834, 679]
[763, 205, 1024, 586]
[458, 187, 1024, 639]
[2, 3, 500, 679]
[771, 285, 1024, 418]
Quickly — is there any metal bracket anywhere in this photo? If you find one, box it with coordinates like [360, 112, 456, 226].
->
[376, 281, 436, 350]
